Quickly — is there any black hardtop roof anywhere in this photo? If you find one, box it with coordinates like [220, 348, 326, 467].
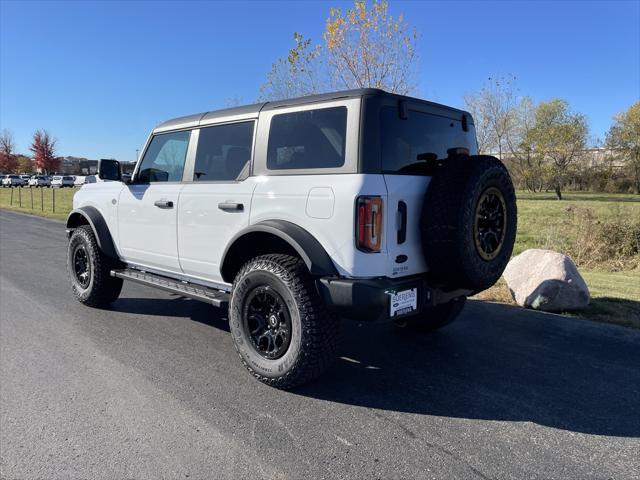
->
[154, 88, 471, 132]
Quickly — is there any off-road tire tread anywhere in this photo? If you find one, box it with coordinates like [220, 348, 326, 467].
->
[230, 254, 339, 389]
[421, 155, 517, 292]
[67, 225, 123, 307]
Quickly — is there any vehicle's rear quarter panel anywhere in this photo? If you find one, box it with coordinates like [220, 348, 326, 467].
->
[250, 174, 388, 278]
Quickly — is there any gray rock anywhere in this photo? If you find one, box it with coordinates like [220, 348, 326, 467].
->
[503, 249, 590, 312]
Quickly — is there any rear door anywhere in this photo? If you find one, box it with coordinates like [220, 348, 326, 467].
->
[117, 130, 192, 273]
[177, 121, 257, 284]
[380, 105, 477, 278]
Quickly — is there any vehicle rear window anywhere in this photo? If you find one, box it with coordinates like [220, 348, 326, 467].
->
[380, 107, 477, 174]
[267, 107, 347, 170]
[193, 121, 254, 181]
[63, 176, 74, 181]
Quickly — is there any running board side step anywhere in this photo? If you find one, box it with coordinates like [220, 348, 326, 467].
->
[111, 268, 230, 308]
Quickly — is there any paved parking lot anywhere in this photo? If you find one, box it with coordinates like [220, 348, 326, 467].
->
[1, 210, 639, 479]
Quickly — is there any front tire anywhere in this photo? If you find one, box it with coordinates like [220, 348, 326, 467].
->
[394, 297, 466, 332]
[67, 225, 123, 307]
[229, 254, 339, 389]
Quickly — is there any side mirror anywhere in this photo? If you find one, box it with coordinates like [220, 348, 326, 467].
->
[98, 159, 122, 181]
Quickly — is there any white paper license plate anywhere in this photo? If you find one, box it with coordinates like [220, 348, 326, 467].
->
[390, 288, 418, 317]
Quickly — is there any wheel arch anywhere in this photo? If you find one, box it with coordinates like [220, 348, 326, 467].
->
[220, 220, 338, 283]
[66, 206, 119, 260]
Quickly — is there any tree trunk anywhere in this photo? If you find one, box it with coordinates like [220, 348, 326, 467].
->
[554, 184, 562, 200]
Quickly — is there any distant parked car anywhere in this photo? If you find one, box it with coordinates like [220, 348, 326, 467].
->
[73, 175, 97, 186]
[19, 174, 32, 184]
[28, 175, 51, 187]
[2, 174, 26, 187]
[51, 175, 75, 188]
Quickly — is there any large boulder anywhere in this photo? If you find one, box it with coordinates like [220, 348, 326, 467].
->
[503, 249, 590, 312]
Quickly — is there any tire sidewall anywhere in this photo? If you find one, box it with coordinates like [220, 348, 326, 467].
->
[230, 268, 303, 379]
[67, 228, 96, 301]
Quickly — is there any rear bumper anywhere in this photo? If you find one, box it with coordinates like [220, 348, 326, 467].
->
[317, 275, 471, 323]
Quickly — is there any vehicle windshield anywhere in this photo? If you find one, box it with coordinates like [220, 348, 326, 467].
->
[380, 106, 478, 174]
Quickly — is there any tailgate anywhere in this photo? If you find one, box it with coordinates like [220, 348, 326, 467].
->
[383, 175, 430, 278]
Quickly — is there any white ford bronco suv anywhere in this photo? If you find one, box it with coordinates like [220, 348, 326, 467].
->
[66, 89, 517, 388]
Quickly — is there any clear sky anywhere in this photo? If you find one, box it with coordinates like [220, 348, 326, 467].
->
[1, 0, 639, 161]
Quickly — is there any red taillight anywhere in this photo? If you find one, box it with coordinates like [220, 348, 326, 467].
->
[356, 196, 383, 252]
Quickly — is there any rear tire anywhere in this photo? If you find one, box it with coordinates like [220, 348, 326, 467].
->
[229, 254, 339, 389]
[67, 225, 123, 307]
[394, 297, 466, 332]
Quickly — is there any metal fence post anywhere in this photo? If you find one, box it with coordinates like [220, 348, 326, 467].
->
[30, 187, 34, 209]
[10, 188, 13, 205]
[52, 187, 56, 213]
[41, 188, 44, 211]
[18, 187, 22, 207]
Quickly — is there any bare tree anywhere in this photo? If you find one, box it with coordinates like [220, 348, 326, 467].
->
[260, 32, 324, 100]
[260, 1, 418, 100]
[0, 129, 18, 172]
[505, 96, 546, 192]
[464, 75, 517, 159]
[464, 93, 495, 154]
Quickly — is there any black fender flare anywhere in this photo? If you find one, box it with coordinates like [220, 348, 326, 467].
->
[220, 220, 338, 282]
[66, 206, 119, 259]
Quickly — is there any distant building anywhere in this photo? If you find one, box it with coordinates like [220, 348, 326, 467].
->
[56, 157, 98, 175]
[47, 156, 136, 175]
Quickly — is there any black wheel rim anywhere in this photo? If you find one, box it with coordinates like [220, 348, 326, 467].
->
[72, 244, 91, 288]
[474, 187, 507, 261]
[243, 286, 292, 360]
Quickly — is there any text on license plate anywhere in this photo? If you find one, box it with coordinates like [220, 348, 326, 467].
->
[390, 288, 417, 317]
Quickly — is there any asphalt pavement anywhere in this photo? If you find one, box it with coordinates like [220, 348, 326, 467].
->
[1, 209, 639, 479]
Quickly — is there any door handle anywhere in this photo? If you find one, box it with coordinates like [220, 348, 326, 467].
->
[218, 202, 244, 211]
[397, 201, 407, 244]
[154, 199, 174, 209]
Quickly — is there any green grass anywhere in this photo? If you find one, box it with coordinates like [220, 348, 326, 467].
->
[577, 270, 640, 328]
[0, 186, 77, 220]
[513, 191, 640, 256]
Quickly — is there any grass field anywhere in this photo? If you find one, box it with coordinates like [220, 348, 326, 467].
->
[2, 187, 639, 327]
[0, 186, 76, 221]
[513, 191, 640, 256]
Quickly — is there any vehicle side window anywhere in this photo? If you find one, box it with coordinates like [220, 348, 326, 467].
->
[193, 121, 254, 181]
[267, 107, 347, 170]
[138, 130, 191, 183]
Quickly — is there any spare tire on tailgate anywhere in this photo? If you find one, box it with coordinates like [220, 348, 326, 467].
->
[420, 154, 517, 293]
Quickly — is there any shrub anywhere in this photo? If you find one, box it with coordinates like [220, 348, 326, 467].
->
[566, 207, 640, 270]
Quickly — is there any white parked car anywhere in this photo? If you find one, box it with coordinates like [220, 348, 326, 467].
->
[2, 174, 26, 187]
[51, 175, 75, 188]
[74, 175, 97, 186]
[65, 89, 517, 388]
[28, 175, 51, 187]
